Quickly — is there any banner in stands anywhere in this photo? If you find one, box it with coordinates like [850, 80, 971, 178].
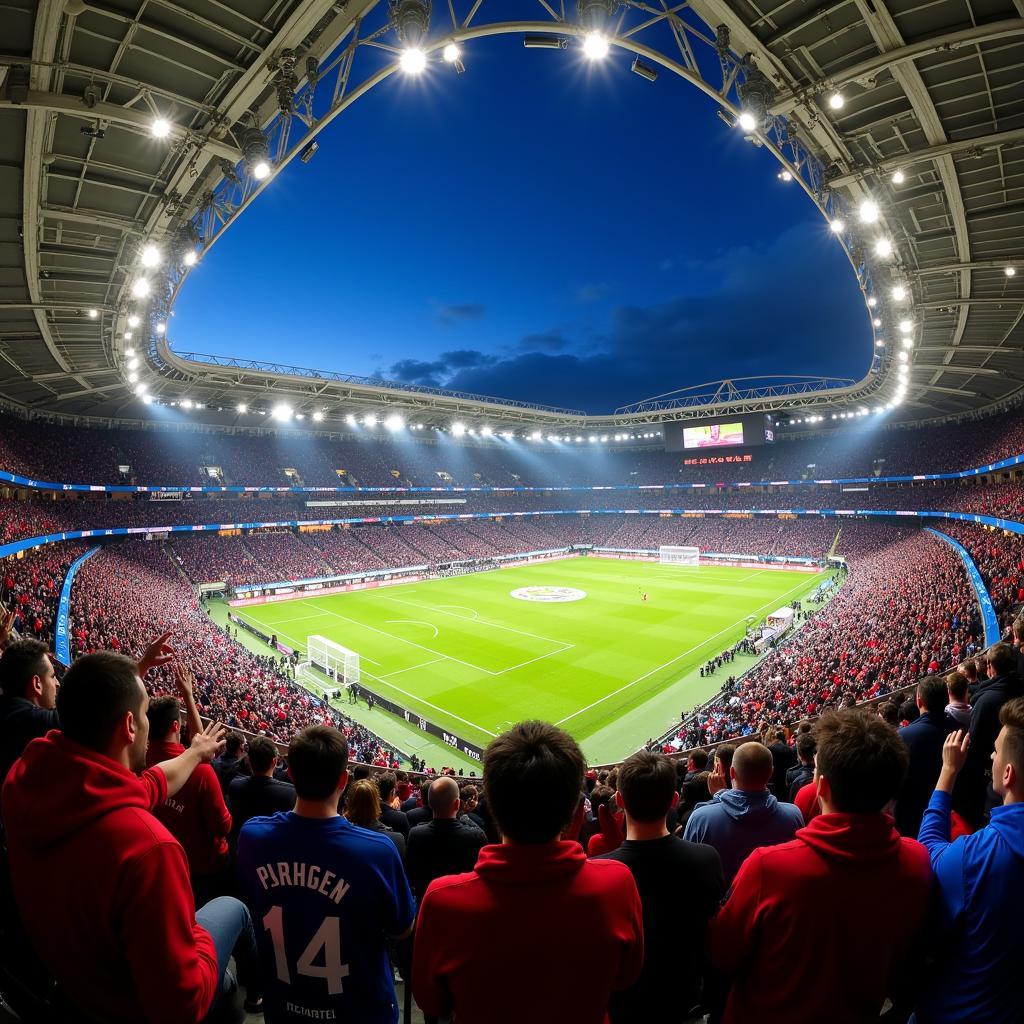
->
[54, 545, 101, 666]
[926, 528, 1001, 646]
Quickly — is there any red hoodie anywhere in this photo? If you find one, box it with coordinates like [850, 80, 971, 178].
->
[707, 812, 930, 1024]
[413, 840, 643, 1023]
[146, 738, 231, 877]
[1, 731, 219, 1024]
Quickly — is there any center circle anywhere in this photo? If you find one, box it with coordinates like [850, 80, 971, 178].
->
[510, 586, 587, 603]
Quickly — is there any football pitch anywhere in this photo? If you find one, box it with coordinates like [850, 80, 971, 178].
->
[232, 557, 825, 763]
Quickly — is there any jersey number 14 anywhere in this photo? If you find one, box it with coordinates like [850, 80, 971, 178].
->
[263, 906, 351, 995]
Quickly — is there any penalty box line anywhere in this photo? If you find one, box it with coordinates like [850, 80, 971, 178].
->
[554, 576, 816, 728]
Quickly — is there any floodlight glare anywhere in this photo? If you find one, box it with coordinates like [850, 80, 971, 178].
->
[531, 431, 542, 440]
[452, 422, 467, 436]
[128, 372, 138, 383]
[902, 336, 914, 349]
[236, 403, 248, 413]
[867, 296, 877, 308]
[829, 218, 844, 234]
[140, 245, 160, 268]
[345, 414, 357, 426]
[272, 403, 293, 421]
[313, 411, 324, 422]
[582, 31, 609, 59]
[123, 331, 132, 341]
[874, 237, 893, 258]
[142, 395, 152, 405]
[87, 308, 98, 318]
[873, 318, 882, 327]
[183, 250, 198, 266]
[828, 92, 844, 110]
[737, 112, 757, 132]
[891, 285, 907, 301]
[155, 323, 165, 334]
[858, 200, 879, 223]
[898, 351, 908, 362]
[481, 425, 493, 436]
[125, 347, 135, 357]
[891, 169, 905, 185]
[363, 413, 378, 427]
[127, 357, 139, 370]
[899, 319, 913, 334]
[778, 170, 793, 182]
[131, 278, 150, 298]
[443, 43, 461, 62]
[1007, 266, 1017, 277]
[385, 414, 405, 431]
[151, 117, 171, 139]
[875, 339, 885, 347]
[400, 48, 427, 73]
[252, 161, 271, 180]
[243, 127, 272, 180]
[127, 314, 140, 328]
[134, 384, 147, 396]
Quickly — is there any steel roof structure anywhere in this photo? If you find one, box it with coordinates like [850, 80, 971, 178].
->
[1, 0, 1021, 433]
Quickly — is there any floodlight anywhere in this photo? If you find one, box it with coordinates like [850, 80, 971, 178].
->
[400, 48, 427, 73]
[898, 351, 908, 362]
[452, 422, 467, 436]
[151, 117, 171, 139]
[127, 314, 140, 327]
[902, 338, 914, 350]
[828, 92, 844, 110]
[385, 414, 405, 431]
[891, 169, 905, 185]
[874, 238, 893, 258]
[575, 435, 584, 442]
[313, 411, 324, 422]
[296, 414, 305, 421]
[364, 413, 378, 426]
[272, 403, 293, 421]
[236, 403, 248, 413]
[524, 35, 567, 48]
[345, 414, 357, 426]
[829, 218, 844, 234]
[87, 308, 98, 318]
[588, 435, 597, 442]
[128, 372, 138, 383]
[481, 425, 493, 436]
[875, 339, 885, 347]
[858, 200, 879, 223]
[737, 112, 757, 132]
[1007, 266, 1017, 277]
[128, 357, 139, 370]
[778, 170, 793, 182]
[140, 245, 160, 268]
[242, 127, 271, 180]
[867, 296, 877, 308]
[155, 323, 165, 335]
[183, 250, 198, 267]
[891, 285, 907, 301]
[631, 57, 657, 81]
[873, 318, 882, 327]
[899, 319, 913, 333]
[582, 32, 609, 59]
[123, 331, 132, 340]
[443, 43, 461, 63]
[125, 347, 135, 356]
[531, 430, 542, 440]
[134, 384, 146, 396]
[131, 278, 150, 298]
[600, 435, 608, 442]
[142, 395, 152, 405]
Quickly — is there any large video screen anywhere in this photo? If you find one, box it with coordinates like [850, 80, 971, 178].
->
[682, 421, 745, 449]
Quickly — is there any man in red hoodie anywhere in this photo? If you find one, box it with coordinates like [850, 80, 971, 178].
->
[145, 666, 232, 905]
[412, 721, 643, 1023]
[707, 709, 931, 1024]
[1, 651, 261, 1024]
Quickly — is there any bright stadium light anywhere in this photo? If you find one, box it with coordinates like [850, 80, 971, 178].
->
[123, 331, 132, 341]
[345, 414, 356, 426]
[778, 170, 793, 182]
[828, 92, 844, 110]
[902, 336, 914, 349]
[530, 430, 542, 440]
[272, 403, 293, 421]
[443, 43, 461, 63]
[858, 200, 879, 223]
[1007, 266, 1017, 277]
[127, 314, 140, 328]
[385, 414, 405, 431]
[151, 117, 171, 139]
[875, 339, 885, 347]
[583, 31, 609, 59]
[400, 47, 427, 73]
[898, 351, 908, 362]
[183, 250, 198, 267]
[737, 112, 757, 132]
[87, 308, 98, 318]
[481, 425, 493, 436]
[134, 384, 147, 396]
[313, 411, 324, 422]
[891, 285, 907, 301]
[874, 238, 893, 258]
[236, 403, 248, 413]
[131, 278, 150, 298]
[899, 319, 913, 334]
[125, 347, 135, 357]
[363, 413, 378, 427]
[891, 169, 905, 185]
[451, 422, 467, 436]
[873, 318, 882, 327]
[829, 218, 844, 234]
[600, 435, 608, 442]
[867, 296, 878, 308]
[140, 245, 160, 268]
[128, 357, 139, 370]
[155, 322, 165, 335]
[128, 372, 138, 383]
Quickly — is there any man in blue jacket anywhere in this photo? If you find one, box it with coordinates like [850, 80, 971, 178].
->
[913, 698, 1024, 1023]
[683, 740, 803, 884]
[894, 675, 951, 838]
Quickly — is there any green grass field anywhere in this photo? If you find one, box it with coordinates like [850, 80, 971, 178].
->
[231, 557, 826, 764]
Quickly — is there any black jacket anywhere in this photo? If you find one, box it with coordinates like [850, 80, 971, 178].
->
[0, 696, 59, 789]
[406, 805, 433, 829]
[362, 819, 406, 860]
[786, 763, 814, 802]
[405, 817, 486, 900]
[955, 671, 1024, 826]
[895, 712, 951, 837]
[768, 741, 796, 800]
[227, 773, 296, 842]
[380, 804, 410, 838]
[212, 754, 248, 796]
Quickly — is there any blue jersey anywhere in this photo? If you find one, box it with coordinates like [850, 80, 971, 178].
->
[237, 813, 416, 1023]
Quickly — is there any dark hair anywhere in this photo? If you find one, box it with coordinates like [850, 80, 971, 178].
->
[714, 743, 736, 775]
[224, 732, 245, 756]
[288, 726, 349, 800]
[56, 652, 143, 751]
[247, 736, 278, 773]
[899, 699, 919, 723]
[877, 701, 900, 726]
[796, 733, 817, 762]
[987, 643, 1017, 676]
[589, 785, 615, 811]
[917, 675, 949, 718]
[146, 696, 180, 741]
[374, 770, 397, 801]
[618, 750, 676, 823]
[483, 721, 584, 843]
[945, 671, 969, 702]
[0, 639, 50, 698]
[687, 748, 709, 771]
[999, 697, 1024, 777]
[960, 659, 978, 681]
[815, 709, 908, 813]
[682, 771, 711, 807]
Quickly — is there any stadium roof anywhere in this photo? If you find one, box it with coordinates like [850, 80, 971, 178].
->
[1, 0, 1021, 431]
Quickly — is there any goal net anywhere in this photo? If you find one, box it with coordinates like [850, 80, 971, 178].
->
[659, 545, 700, 566]
[302, 634, 360, 688]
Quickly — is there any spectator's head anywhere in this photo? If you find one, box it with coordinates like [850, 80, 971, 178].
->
[146, 695, 180, 743]
[877, 701, 900, 727]
[483, 721, 584, 844]
[0, 639, 58, 709]
[344, 778, 381, 827]
[960, 659, 979, 683]
[899, 699, 919, 724]
[419, 779, 432, 807]
[1012, 617, 1024, 646]
[56, 652, 148, 771]
[714, 743, 736, 780]
[796, 732, 816, 765]
[916, 675, 949, 718]
[288, 726, 349, 804]
[945, 670, 969, 704]
[682, 771, 711, 809]
[460, 784, 479, 810]
[589, 785, 614, 815]
[686, 748, 709, 773]
[993, 697, 1024, 802]
[730, 742, 774, 792]
[374, 770, 397, 803]
[814, 709, 908, 814]
[224, 732, 245, 757]
[615, 750, 678, 825]
[772, 728, 787, 743]
[797, 720, 813, 735]
[428, 776, 461, 819]
[247, 736, 278, 775]
[986, 643, 1017, 678]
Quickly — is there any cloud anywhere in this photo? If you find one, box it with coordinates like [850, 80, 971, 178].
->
[435, 302, 485, 326]
[517, 331, 571, 352]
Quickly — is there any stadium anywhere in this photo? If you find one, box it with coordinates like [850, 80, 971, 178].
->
[1, 0, 1023, 1022]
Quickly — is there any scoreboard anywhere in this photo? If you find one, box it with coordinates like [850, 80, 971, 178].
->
[663, 413, 776, 453]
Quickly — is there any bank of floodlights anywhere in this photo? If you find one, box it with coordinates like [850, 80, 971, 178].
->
[393, 0, 431, 73]
[242, 126, 271, 180]
[577, 0, 614, 59]
[736, 64, 776, 134]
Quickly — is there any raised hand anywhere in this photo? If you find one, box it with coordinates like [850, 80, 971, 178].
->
[707, 760, 728, 795]
[189, 719, 226, 763]
[138, 631, 175, 678]
[173, 662, 195, 699]
[0, 602, 16, 649]
[941, 729, 970, 779]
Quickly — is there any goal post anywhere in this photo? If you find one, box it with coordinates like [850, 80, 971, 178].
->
[659, 545, 700, 566]
[303, 634, 360, 687]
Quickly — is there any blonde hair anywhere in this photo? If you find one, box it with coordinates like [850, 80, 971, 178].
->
[344, 779, 381, 827]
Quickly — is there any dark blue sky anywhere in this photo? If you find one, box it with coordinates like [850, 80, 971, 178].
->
[172, 34, 869, 414]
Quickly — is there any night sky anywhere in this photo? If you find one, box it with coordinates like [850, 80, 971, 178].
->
[172, 34, 869, 414]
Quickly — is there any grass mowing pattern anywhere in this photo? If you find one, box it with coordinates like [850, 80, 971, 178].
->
[234, 558, 822, 759]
